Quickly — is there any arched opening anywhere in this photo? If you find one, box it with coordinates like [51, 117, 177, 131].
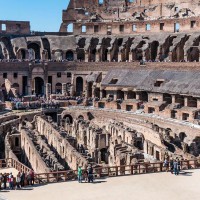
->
[34, 77, 44, 96]
[87, 82, 93, 97]
[77, 38, 86, 61]
[179, 132, 186, 142]
[19, 49, 26, 59]
[100, 148, 108, 163]
[15, 137, 19, 147]
[127, 91, 136, 99]
[66, 50, 74, 61]
[67, 23, 74, 33]
[28, 43, 41, 60]
[63, 114, 73, 124]
[150, 41, 159, 61]
[42, 38, 51, 59]
[117, 90, 124, 99]
[76, 77, 83, 96]
[12, 83, 20, 94]
[55, 83, 62, 94]
[163, 93, 172, 104]
[78, 115, 84, 120]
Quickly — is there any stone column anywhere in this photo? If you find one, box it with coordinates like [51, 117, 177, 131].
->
[184, 97, 188, 107]
[85, 51, 89, 62]
[62, 83, 67, 96]
[124, 91, 128, 100]
[129, 51, 132, 62]
[46, 83, 51, 100]
[107, 51, 111, 62]
[136, 92, 140, 100]
[118, 52, 122, 62]
[172, 95, 176, 104]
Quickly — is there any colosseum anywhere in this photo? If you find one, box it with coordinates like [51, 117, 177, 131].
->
[1, 0, 200, 199]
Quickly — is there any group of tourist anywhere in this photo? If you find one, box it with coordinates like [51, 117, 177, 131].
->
[163, 158, 181, 175]
[0, 170, 35, 190]
[77, 165, 94, 183]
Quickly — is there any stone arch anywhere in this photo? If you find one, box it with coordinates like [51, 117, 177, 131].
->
[101, 38, 111, 61]
[127, 91, 136, 99]
[63, 114, 73, 124]
[66, 50, 74, 61]
[90, 38, 99, 62]
[28, 43, 41, 60]
[179, 132, 186, 142]
[76, 77, 83, 96]
[54, 50, 63, 60]
[0, 37, 15, 59]
[187, 47, 199, 62]
[42, 38, 51, 59]
[78, 115, 84, 120]
[77, 38, 86, 61]
[55, 83, 62, 93]
[67, 23, 74, 33]
[34, 77, 44, 95]
[150, 41, 159, 61]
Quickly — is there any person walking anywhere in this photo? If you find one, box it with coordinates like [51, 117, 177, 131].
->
[30, 170, 35, 185]
[88, 165, 94, 183]
[163, 159, 169, 172]
[83, 168, 88, 183]
[78, 166, 82, 183]
[3, 173, 7, 189]
[0, 173, 3, 190]
[10, 174, 14, 190]
[16, 172, 21, 189]
[20, 172, 25, 187]
[170, 159, 174, 174]
[173, 160, 178, 175]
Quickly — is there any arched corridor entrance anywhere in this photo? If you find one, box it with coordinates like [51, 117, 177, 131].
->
[34, 77, 44, 96]
[76, 77, 83, 96]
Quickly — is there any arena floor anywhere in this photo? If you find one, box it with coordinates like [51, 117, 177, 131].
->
[1, 169, 199, 200]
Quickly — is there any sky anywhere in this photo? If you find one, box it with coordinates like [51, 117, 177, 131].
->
[0, 0, 70, 32]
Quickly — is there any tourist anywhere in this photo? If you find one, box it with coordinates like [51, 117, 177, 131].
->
[173, 160, 178, 175]
[16, 172, 21, 189]
[3, 173, 7, 189]
[30, 170, 35, 185]
[83, 168, 88, 183]
[9, 174, 14, 190]
[78, 166, 82, 183]
[88, 165, 94, 183]
[170, 159, 174, 174]
[0, 173, 3, 190]
[27, 172, 31, 185]
[163, 159, 169, 172]
[20, 171, 25, 187]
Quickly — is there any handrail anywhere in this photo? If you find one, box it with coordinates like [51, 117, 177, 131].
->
[0, 158, 199, 185]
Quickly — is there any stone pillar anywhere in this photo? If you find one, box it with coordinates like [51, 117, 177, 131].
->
[113, 91, 117, 100]
[62, 83, 67, 96]
[74, 52, 77, 61]
[136, 92, 140, 100]
[172, 95, 176, 104]
[129, 51, 132, 62]
[85, 51, 89, 62]
[100, 90, 103, 99]
[96, 50, 100, 62]
[118, 52, 122, 62]
[184, 97, 188, 107]
[27, 78, 32, 95]
[124, 91, 128, 100]
[107, 51, 111, 62]
[168, 51, 172, 62]
[46, 83, 51, 100]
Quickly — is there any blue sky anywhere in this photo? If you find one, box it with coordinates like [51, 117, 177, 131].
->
[0, 0, 70, 32]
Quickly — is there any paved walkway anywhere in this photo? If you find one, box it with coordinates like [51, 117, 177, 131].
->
[1, 169, 200, 200]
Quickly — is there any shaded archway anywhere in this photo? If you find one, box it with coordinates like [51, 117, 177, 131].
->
[55, 83, 62, 93]
[28, 43, 41, 60]
[34, 77, 44, 96]
[66, 50, 74, 61]
[76, 77, 83, 96]
[63, 114, 73, 124]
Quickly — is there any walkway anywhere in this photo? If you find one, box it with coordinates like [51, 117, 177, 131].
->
[1, 169, 200, 200]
